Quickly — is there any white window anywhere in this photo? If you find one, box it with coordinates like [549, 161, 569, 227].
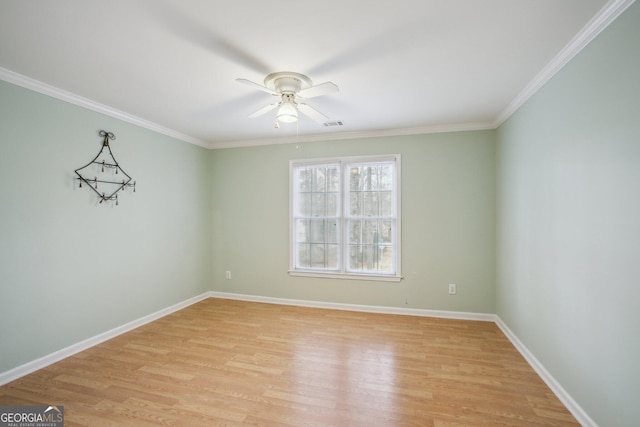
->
[289, 155, 401, 281]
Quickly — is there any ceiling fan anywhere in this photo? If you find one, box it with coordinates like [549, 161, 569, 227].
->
[236, 72, 338, 126]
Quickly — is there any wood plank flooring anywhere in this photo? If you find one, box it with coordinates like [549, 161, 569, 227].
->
[0, 298, 579, 426]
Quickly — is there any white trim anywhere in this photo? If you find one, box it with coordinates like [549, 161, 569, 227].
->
[207, 291, 496, 322]
[0, 67, 209, 148]
[495, 317, 598, 427]
[0, 289, 598, 426]
[0, 66, 492, 150]
[289, 155, 402, 279]
[494, 0, 636, 127]
[288, 270, 402, 282]
[1, 1, 632, 151]
[0, 292, 210, 387]
[0, 290, 494, 386]
[221, 0, 634, 148]
[209, 291, 598, 425]
[209, 122, 495, 150]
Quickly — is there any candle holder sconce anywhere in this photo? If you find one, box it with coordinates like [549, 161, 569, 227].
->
[74, 130, 136, 205]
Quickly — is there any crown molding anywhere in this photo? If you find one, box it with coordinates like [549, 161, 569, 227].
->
[208, 121, 496, 150]
[2, 0, 633, 150]
[494, 0, 636, 127]
[0, 67, 209, 148]
[1, 66, 491, 150]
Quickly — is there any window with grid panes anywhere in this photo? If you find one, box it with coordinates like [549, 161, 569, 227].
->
[290, 155, 401, 281]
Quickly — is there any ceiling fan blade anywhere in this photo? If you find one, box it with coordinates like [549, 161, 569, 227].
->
[236, 78, 278, 96]
[297, 82, 339, 99]
[297, 103, 329, 124]
[155, 6, 271, 74]
[307, 21, 422, 76]
[248, 103, 278, 118]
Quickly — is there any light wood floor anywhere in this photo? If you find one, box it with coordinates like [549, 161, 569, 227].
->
[0, 298, 578, 426]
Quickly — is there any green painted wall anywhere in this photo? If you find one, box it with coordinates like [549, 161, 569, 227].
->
[496, 2, 640, 425]
[211, 132, 496, 313]
[0, 81, 212, 373]
[0, 81, 496, 375]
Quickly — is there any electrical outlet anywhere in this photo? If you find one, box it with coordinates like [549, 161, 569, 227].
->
[448, 283, 457, 295]
[225, 271, 231, 280]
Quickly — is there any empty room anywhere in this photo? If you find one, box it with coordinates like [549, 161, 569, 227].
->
[1, 1, 638, 426]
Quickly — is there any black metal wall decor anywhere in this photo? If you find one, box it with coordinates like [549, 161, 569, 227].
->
[74, 130, 136, 205]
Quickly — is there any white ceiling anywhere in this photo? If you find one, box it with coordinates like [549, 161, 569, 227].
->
[0, 0, 627, 149]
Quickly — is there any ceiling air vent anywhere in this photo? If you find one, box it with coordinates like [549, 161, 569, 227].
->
[323, 121, 344, 127]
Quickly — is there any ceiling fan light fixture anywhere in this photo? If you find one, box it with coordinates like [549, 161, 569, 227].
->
[239, 72, 338, 125]
[277, 101, 298, 123]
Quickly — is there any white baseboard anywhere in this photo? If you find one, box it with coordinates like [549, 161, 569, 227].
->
[494, 317, 597, 427]
[0, 290, 596, 427]
[0, 292, 210, 387]
[207, 291, 497, 322]
[211, 291, 596, 426]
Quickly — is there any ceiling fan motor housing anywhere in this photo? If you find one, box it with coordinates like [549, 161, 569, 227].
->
[264, 72, 312, 94]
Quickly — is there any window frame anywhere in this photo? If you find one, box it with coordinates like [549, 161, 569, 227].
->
[289, 154, 402, 282]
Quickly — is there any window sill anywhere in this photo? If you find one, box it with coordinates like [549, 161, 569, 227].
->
[288, 270, 402, 282]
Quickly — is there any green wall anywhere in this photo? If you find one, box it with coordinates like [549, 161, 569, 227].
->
[1, 80, 497, 375]
[0, 81, 212, 373]
[211, 132, 496, 313]
[495, 2, 640, 425]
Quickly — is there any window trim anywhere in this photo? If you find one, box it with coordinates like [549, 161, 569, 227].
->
[289, 154, 402, 282]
